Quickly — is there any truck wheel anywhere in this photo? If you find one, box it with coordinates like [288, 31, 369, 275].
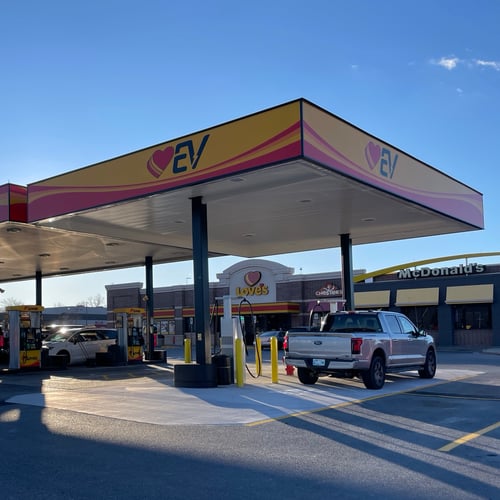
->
[297, 367, 319, 385]
[361, 355, 385, 389]
[418, 349, 436, 379]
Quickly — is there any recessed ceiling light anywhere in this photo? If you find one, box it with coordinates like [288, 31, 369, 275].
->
[243, 233, 255, 238]
[300, 199, 312, 203]
[361, 217, 376, 222]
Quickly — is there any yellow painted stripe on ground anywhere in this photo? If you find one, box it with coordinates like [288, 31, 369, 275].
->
[439, 421, 500, 452]
[246, 374, 477, 427]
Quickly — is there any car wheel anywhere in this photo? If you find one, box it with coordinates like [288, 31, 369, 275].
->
[418, 348, 437, 379]
[361, 354, 386, 389]
[297, 367, 319, 385]
[58, 350, 71, 366]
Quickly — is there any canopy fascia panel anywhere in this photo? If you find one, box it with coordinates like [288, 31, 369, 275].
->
[301, 101, 483, 230]
[28, 99, 483, 235]
[27, 101, 304, 222]
[0, 184, 27, 223]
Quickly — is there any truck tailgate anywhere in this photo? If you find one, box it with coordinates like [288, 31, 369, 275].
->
[287, 332, 352, 358]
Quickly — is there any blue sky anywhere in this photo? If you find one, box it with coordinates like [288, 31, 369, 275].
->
[1, 0, 500, 306]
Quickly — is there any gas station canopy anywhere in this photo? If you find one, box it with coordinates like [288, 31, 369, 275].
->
[0, 99, 484, 283]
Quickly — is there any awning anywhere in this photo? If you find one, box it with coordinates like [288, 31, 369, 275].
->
[395, 287, 439, 306]
[182, 302, 300, 317]
[354, 290, 390, 308]
[238, 302, 300, 314]
[445, 284, 494, 304]
[154, 308, 175, 319]
[307, 300, 347, 312]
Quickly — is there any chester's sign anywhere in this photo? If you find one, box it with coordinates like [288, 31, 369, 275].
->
[315, 283, 342, 297]
[398, 263, 485, 279]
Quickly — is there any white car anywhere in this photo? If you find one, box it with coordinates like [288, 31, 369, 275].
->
[256, 330, 286, 349]
[42, 327, 117, 366]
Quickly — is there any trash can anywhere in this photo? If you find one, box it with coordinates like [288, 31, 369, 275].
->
[212, 354, 233, 385]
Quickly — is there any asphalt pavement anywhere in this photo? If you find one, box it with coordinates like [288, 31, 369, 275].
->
[2, 346, 498, 426]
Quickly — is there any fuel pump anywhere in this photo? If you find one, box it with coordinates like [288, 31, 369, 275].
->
[219, 295, 245, 385]
[6, 305, 44, 370]
[219, 296, 263, 385]
[114, 308, 145, 363]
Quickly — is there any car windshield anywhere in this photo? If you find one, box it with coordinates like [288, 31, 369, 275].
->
[44, 329, 80, 342]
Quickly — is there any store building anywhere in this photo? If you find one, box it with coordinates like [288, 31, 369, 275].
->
[106, 259, 340, 346]
[42, 306, 108, 328]
[106, 256, 500, 349]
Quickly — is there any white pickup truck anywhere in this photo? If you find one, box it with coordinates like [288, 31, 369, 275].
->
[284, 310, 437, 389]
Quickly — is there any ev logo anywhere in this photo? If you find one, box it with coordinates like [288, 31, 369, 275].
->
[364, 141, 397, 179]
[147, 134, 210, 178]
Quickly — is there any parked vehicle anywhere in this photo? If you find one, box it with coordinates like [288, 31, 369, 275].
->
[41, 324, 84, 339]
[256, 330, 286, 349]
[284, 311, 436, 389]
[42, 326, 118, 366]
[283, 326, 318, 352]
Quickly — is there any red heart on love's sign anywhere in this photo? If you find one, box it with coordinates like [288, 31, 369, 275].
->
[365, 141, 381, 170]
[147, 146, 174, 178]
[244, 271, 261, 286]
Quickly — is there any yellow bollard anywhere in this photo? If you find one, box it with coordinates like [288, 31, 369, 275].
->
[235, 337, 244, 387]
[255, 336, 262, 376]
[184, 338, 191, 363]
[270, 336, 279, 383]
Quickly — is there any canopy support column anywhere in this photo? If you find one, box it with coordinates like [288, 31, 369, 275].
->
[340, 234, 354, 310]
[192, 196, 211, 365]
[35, 270, 42, 306]
[145, 255, 154, 360]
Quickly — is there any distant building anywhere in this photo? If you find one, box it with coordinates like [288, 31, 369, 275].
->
[42, 306, 108, 328]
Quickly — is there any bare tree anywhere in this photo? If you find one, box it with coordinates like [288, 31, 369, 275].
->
[77, 294, 105, 308]
[0, 297, 24, 311]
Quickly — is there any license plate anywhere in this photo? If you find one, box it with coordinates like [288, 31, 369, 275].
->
[312, 358, 325, 367]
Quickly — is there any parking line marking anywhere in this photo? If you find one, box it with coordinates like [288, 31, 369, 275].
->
[438, 421, 500, 452]
[246, 373, 479, 427]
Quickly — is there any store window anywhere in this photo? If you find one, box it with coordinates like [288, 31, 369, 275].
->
[453, 304, 491, 330]
[400, 306, 438, 332]
[184, 317, 194, 334]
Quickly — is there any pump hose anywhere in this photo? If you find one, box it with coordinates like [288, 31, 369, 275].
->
[238, 297, 261, 378]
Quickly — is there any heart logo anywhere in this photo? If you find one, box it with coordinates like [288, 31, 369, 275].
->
[147, 146, 174, 178]
[244, 271, 261, 287]
[365, 141, 381, 170]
